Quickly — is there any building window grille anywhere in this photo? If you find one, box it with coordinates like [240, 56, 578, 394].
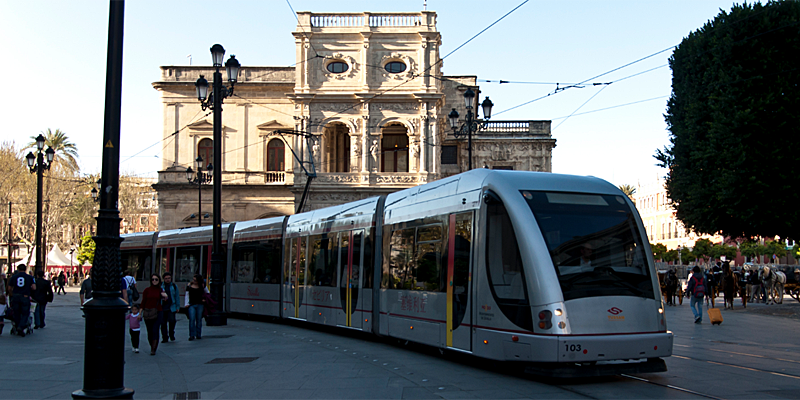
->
[441, 146, 457, 165]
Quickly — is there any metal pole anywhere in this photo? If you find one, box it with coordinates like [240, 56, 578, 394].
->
[467, 110, 473, 170]
[7, 201, 11, 274]
[198, 172, 202, 227]
[207, 63, 227, 326]
[73, 0, 133, 398]
[36, 151, 43, 276]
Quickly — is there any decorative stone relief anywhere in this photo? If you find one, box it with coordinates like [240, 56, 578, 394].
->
[311, 192, 362, 203]
[316, 174, 362, 184]
[369, 103, 419, 111]
[379, 53, 418, 81]
[370, 139, 380, 172]
[323, 53, 360, 81]
[376, 175, 420, 184]
[312, 103, 358, 113]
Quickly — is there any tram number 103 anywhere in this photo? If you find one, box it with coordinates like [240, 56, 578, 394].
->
[565, 344, 583, 352]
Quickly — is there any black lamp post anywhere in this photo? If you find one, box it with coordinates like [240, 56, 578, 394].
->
[186, 156, 213, 227]
[26, 134, 55, 276]
[72, 1, 133, 398]
[448, 88, 493, 170]
[90, 179, 101, 202]
[194, 44, 240, 326]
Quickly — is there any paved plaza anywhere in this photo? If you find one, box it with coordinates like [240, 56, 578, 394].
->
[2, 286, 800, 399]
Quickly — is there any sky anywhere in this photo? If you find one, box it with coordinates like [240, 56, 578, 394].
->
[0, 0, 739, 187]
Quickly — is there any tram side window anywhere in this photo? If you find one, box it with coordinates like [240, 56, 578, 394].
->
[486, 200, 533, 331]
[121, 251, 150, 281]
[415, 225, 443, 291]
[387, 228, 415, 289]
[309, 233, 337, 287]
[175, 246, 201, 282]
[257, 240, 281, 284]
[232, 246, 256, 283]
[362, 230, 374, 288]
[157, 248, 169, 275]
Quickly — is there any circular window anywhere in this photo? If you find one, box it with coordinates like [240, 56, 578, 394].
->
[327, 61, 349, 74]
[385, 61, 407, 74]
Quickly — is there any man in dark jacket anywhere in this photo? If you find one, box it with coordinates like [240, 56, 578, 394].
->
[32, 270, 53, 329]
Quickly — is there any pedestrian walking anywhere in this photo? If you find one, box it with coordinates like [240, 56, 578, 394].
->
[141, 274, 167, 355]
[0, 272, 6, 335]
[32, 270, 53, 329]
[126, 304, 142, 353]
[123, 270, 137, 304]
[687, 266, 706, 324]
[161, 272, 179, 342]
[79, 273, 92, 305]
[56, 272, 67, 295]
[8, 264, 36, 336]
[185, 274, 207, 341]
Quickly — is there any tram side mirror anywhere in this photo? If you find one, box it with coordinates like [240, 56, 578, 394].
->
[483, 190, 502, 205]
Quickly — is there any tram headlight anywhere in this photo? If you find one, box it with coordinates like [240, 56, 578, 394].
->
[658, 307, 664, 314]
[554, 309, 563, 316]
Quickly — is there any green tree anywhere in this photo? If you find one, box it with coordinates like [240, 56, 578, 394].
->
[651, 243, 667, 261]
[618, 184, 636, 203]
[664, 249, 679, 263]
[656, 1, 800, 239]
[711, 243, 737, 261]
[692, 239, 714, 264]
[793, 243, 799, 262]
[740, 240, 759, 262]
[76, 234, 95, 266]
[764, 239, 785, 263]
[27, 128, 80, 174]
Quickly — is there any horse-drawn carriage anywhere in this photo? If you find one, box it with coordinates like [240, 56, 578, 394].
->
[658, 269, 683, 305]
[778, 266, 800, 302]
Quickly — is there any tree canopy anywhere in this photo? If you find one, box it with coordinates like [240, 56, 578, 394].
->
[656, 1, 800, 240]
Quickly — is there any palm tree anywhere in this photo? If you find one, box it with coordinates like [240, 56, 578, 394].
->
[27, 128, 80, 173]
[618, 184, 637, 203]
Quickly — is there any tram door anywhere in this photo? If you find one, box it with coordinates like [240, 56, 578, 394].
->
[283, 237, 307, 320]
[447, 212, 473, 351]
[338, 230, 363, 329]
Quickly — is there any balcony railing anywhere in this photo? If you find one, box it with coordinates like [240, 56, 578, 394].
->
[265, 171, 285, 184]
[482, 120, 552, 135]
[302, 12, 431, 28]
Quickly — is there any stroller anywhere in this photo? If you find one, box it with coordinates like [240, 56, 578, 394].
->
[3, 298, 34, 337]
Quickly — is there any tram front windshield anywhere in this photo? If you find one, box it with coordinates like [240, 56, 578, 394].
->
[522, 191, 655, 301]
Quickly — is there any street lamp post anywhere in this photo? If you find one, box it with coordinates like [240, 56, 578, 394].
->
[448, 88, 494, 170]
[194, 44, 240, 326]
[186, 156, 213, 227]
[72, 1, 133, 398]
[26, 134, 55, 276]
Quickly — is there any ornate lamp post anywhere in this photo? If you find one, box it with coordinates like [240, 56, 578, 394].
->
[448, 88, 494, 170]
[194, 44, 240, 326]
[72, 0, 133, 398]
[186, 156, 213, 227]
[25, 134, 55, 276]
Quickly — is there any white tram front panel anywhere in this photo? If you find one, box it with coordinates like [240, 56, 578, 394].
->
[471, 171, 672, 364]
[228, 217, 286, 317]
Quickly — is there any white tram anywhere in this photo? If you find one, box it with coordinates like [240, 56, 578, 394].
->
[120, 169, 672, 375]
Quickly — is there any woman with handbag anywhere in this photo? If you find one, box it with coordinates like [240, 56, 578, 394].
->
[185, 274, 208, 341]
[141, 274, 167, 355]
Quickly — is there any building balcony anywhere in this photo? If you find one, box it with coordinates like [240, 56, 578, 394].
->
[156, 169, 294, 186]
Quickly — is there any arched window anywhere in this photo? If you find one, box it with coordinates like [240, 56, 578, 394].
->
[198, 138, 213, 168]
[267, 139, 285, 172]
[325, 123, 350, 173]
[381, 124, 408, 173]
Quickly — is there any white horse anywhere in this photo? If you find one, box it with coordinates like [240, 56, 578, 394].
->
[760, 266, 787, 305]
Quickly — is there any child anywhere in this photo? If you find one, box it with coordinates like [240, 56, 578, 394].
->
[126, 304, 142, 353]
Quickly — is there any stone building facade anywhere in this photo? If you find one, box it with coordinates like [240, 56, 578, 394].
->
[153, 11, 555, 231]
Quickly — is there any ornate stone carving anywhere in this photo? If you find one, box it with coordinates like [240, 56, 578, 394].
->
[370, 139, 380, 172]
[376, 175, 420, 184]
[312, 103, 358, 113]
[379, 52, 418, 81]
[324, 53, 360, 81]
[311, 192, 362, 203]
[316, 174, 362, 184]
[369, 103, 419, 111]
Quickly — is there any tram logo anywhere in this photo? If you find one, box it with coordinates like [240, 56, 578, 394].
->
[481, 305, 492, 311]
[607, 307, 623, 315]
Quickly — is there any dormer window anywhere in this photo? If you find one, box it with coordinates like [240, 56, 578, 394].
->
[385, 61, 406, 73]
[326, 61, 349, 74]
